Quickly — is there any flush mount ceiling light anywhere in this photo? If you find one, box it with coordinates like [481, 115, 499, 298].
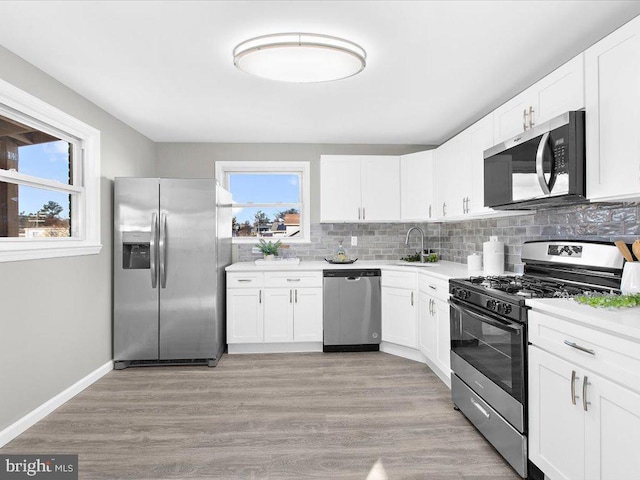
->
[233, 33, 366, 83]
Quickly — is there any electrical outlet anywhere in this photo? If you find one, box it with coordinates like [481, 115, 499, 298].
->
[351, 236, 357, 246]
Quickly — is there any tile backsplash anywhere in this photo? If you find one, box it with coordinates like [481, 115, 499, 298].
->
[236, 202, 639, 271]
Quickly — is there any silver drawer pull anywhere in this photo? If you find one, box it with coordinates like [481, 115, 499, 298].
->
[469, 397, 490, 419]
[429, 285, 436, 290]
[570, 370, 579, 405]
[564, 340, 595, 356]
[583, 376, 591, 412]
[287, 278, 301, 282]
[238, 279, 252, 283]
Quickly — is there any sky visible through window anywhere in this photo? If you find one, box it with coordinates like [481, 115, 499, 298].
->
[17, 140, 71, 218]
[229, 173, 300, 223]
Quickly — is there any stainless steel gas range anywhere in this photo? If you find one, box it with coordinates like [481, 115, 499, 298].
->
[448, 240, 625, 478]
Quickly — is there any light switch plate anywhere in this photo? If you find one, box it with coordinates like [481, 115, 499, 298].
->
[351, 236, 357, 246]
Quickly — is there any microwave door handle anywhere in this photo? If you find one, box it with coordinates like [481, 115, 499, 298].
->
[449, 300, 522, 333]
[535, 131, 552, 195]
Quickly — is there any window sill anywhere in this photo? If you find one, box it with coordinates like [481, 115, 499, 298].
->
[0, 242, 103, 262]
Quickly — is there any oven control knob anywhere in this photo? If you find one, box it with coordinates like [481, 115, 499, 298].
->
[486, 299, 496, 310]
[496, 302, 512, 314]
[503, 304, 512, 314]
[462, 289, 470, 300]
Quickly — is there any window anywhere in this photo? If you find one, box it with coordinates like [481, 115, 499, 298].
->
[215, 162, 310, 243]
[0, 78, 101, 262]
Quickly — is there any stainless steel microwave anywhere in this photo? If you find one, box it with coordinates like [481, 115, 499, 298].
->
[483, 111, 585, 210]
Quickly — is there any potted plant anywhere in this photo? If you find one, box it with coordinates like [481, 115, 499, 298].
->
[257, 239, 282, 260]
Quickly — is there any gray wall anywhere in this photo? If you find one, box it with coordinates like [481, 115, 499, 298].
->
[0, 46, 156, 432]
[156, 143, 431, 223]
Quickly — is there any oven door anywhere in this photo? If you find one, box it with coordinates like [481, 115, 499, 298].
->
[450, 298, 526, 404]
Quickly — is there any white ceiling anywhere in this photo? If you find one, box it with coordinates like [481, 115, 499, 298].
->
[0, 1, 639, 145]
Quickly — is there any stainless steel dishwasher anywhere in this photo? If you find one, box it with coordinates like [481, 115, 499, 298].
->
[323, 269, 381, 352]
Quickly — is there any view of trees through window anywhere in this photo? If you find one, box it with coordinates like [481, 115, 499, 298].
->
[228, 173, 301, 238]
[0, 113, 72, 238]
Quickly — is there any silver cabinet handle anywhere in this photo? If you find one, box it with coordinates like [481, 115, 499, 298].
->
[529, 106, 535, 129]
[411, 291, 414, 306]
[523, 109, 529, 130]
[362, 207, 365, 220]
[159, 213, 167, 288]
[431, 299, 435, 316]
[462, 197, 466, 214]
[287, 278, 301, 282]
[582, 376, 591, 411]
[358, 207, 361, 220]
[238, 279, 252, 283]
[564, 340, 596, 356]
[290, 289, 292, 303]
[536, 131, 552, 195]
[259, 290, 262, 304]
[428, 204, 432, 218]
[295, 289, 298, 303]
[571, 370, 578, 405]
[469, 396, 490, 419]
[429, 285, 436, 290]
[442, 202, 447, 216]
[150, 213, 158, 289]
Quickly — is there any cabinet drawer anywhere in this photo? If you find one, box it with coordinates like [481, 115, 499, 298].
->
[382, 270, 416, 289]
[264, 271, 322, 288]
[227, 272, 264, 288]
[418, 274, 449, 302]
[529, 311, 640, 393]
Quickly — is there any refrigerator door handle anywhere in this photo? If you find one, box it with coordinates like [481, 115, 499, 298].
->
[160, 213, 167, 288]
[150, 213, 158, 288]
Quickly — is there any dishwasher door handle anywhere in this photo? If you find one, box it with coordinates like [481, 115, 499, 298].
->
[345, 277, 362, 281]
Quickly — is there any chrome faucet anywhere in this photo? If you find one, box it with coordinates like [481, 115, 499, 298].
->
[405, 226, 426, 263]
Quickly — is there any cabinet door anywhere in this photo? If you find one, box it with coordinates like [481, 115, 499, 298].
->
[468, 114, 495, 213]
[418, 291, 436, 360]
[584, 373, 640, 480]
[433, 298, 451, 375]
[381, 286, 416, 348]
[263, 288, 294, 342]
[528, 346, 586, 480]
[227, 288, 263, 343]
[361, 156, 401, 221]
[493, 90, 532, 142]
[320, 155, 362, 221]
[533, 54, 584, 126]
[400, 150, 434, 221]
[433, 142, 453, 219]
[293, 287, 323, 342]
[585, 16, 640, 201]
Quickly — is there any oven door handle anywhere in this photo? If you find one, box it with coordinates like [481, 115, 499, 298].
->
[449, 300, 523, 333]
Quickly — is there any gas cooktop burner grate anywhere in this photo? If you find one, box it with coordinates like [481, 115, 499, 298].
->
[466, 274, 615, 299]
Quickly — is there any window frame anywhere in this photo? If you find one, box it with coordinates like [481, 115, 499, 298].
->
[215, 161, 311, 244]
[0, 78, 101, 262]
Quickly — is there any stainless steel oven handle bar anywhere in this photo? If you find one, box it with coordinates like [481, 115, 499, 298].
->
[535, 131, 552, 195]
[150, 213, 158, 289]
[449, 301, 523, 333]
[469, 396, 491, 419]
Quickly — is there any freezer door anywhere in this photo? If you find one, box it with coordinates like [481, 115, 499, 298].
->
[114, 178, 160, 361]
[159, 179, 218, 359]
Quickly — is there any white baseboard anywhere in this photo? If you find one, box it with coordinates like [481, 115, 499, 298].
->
[228, 342, 323, 354]
[380, 342, 424, 363]
[0, 360, 113, 448]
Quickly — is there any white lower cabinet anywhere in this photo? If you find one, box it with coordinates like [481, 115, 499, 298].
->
[418, 274, 451, 384]
[528, 310, 640, 480]
[227, 271, 323, 347]
[381, 286, 417, 348]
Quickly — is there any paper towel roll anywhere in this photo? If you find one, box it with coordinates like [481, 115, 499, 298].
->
[483, 236, 505, 276]
[467, 254, 482, 274]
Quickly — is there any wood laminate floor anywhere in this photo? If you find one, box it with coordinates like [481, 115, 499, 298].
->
[2, 352, 520, 480]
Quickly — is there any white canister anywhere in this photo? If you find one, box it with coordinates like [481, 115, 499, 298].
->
[483, 236, 505, 276]
[467, 254, 482, 274]
[621, 262, 640, 294]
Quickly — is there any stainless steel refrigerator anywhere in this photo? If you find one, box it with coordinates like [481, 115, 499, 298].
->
[113, 178, 232, 369]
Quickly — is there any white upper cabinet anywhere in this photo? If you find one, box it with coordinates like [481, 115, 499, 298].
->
[320, 155, 400, 222]
[585, 15, 640, 201]
[400, 150, 435, 221]
[468, 114, 495, 213]
[493, 54, 585, 143]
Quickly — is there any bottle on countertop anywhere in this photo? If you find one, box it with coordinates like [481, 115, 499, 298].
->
[335, 240, 347, 262]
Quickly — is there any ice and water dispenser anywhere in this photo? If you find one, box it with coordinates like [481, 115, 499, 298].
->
[122, 231, 151, 269]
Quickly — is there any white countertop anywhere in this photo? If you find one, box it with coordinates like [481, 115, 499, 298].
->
[526, 298, 640, 342]
[226, 260, 473, 281]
